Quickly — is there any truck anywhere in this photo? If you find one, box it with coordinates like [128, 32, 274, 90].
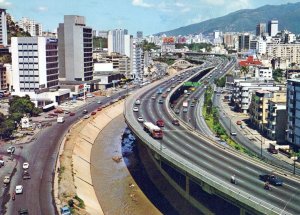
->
[143, 122, 163, 139]
[57, 116, 65, 123]
[182, 101, 188, 108]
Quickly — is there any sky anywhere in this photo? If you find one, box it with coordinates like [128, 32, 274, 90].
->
[1, 0, 300, 35]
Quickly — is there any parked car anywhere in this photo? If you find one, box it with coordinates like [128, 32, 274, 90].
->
[54, 109, 64, 114]
[22, 171, 31, 180]
[7, 146, 15, 154]
[48, 113, 58, 117]
[83, 115, 90, 119]
[69, 112, 75, 116]
[22, 162, 29, 170]
[259, 174, 283, 186]
[61, 205, 72, 215]
[15, 185, 23, 194]
[82, 109, 88, 114]
[3, 176, 10, 184]
[91, 111, 96, 115]
[97, 100, 102, 104]
[97, 107, 103, 111]
[133, 107, 139, 112]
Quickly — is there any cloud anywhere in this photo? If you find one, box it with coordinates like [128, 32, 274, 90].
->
[37, 6, 48, 12]
[202, 0, 225, 6]
[0, 0, 12, 8]
[226, 0, 251, 12]
[186, 14, 210, 25]
[132, 0, 153, 8]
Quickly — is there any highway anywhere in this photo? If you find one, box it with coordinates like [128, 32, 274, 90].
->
[3, 87, 133, 215]
[127, 58, 300, 214]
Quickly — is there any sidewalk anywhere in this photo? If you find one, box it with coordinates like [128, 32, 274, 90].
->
[219, 94, 298, 167]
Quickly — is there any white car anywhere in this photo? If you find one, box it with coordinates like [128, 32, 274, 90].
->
[15, 185, 23, 194]
[23, 162, 29, 170]
[137, 116, 144, 122]
[133, 107, 139, 112]
[97, 100, 102, 104]
[135, 99, 141, 105]
[151, 96, 156, 100]
[83, 114, 90, 119]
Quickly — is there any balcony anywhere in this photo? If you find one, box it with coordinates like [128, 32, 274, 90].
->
[271, 112, 277, 116]
[271, 121, 276, 125]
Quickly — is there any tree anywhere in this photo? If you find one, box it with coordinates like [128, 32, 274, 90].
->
[273, 68, 283, 82]
[9, 95, 41, 120]
[214, 77, 226, 87]
[0, 118, 15, 138]
[240, 66, 249, 79]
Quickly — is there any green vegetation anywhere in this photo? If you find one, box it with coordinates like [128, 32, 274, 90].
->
[93, 37, 108, 49]
[176, 43, 212, 52]
[154, 57, 175, 66]
[273, 68, 284, 82]
[0, 96, 41, 139]
[142, 41, 159, 51]
[74, 195, 85, 209]
[7, 14, 31, 44]
[214, 76, 226, 87]
[203, 86, 257, 157]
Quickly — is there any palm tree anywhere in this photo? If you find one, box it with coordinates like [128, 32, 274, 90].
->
[240, 66, 249, 80]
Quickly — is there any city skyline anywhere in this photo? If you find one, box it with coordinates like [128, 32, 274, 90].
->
[2, 0, 299, 35]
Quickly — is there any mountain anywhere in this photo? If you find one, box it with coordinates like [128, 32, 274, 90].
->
[157, 2, 300, 36]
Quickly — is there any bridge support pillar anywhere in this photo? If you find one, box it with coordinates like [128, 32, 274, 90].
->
[240, 208, 246, 215]
[185, 175, 190, 198]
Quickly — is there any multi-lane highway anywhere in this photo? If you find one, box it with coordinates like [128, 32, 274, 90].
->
[126, 57, 300, 214]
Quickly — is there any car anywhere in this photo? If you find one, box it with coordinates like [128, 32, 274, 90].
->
[166, 88, 171, 92]
[18, 208, 28, 215]
[158, 99, 163, 104]
[54, 109, 64, 114]
[236, 120, 242, 125]
[267, 148, 278, 154]
[15, 185, 23, 194]
[106, 95, 111, 98]
[61, 205, 71, 215]
[97, 100, 102, 104]
[82, 109, 88, 114]
[64, 111, 70, 114]
[183, 108, 188, 113]
[133, 107, 139, 112]
[162, 94, 167, 98]
[190, 103, 195, 107]
[230, 132, 237, 136]
[48, 113, 58, 117]
[97, 107, 103, 111]
[137, 116, 144, 122]
[69, 112, 75, 116]
[259, 174, 283, 186]
[83, 114, 90, 119]
[86, 93, 94, 98]
[0, 159, 4, 167]
[22, 171, 31, 180]
[172, 119, 180, 126]
[91, 111, 96, 115]
[3, 176, 10, 184]
[22, 162, 29, 170]
[7, 146, 15, 154]
[175, 109, 180, 114]
[135, 99, 141, 105]
[170, 104, 175, 109]
[151, 96, 156, 100]
[156, 119, 165, 127]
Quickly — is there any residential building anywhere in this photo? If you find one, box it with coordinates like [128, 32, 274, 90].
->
[0, 64, 7, 90]
[223, 33, 236, 48]
[11, 37, 69, 106]
[268, 20, 278, 37]
[98, 30, 108, 38]
[266, 101, 287, 143]
[266, 43, 300, 65]
[286, 79, 300, 147]
[131, 39, 144, 81]
[0, 9, 7, 46]
[250, 38, 266, 55]
[124, 34, 133, 58]
[255, 67, 273, 80]
[108, 29, 128, 56]
[58, 15, 93, 82]
[249, 90, 286, 132]
[18, 17, 43, 36]
[256, 23, 266, 36]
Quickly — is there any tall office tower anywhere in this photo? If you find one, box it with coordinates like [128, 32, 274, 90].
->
[286, 79, 300, 147]
[256, 23, 266, 36]
[11, 37, 59, 95]
[107, 29, 128, 55]
[0, 9, 7, 46]
[137, 31, 143, 39]
[223, 33, 235, 48]
[58, 15, 93, 81]
[238, 33, 250, 51]
[268, 20, 278, 37]
[18, 17, 43, 36]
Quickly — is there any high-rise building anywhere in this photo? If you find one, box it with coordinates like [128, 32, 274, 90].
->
[131, 38, 144, 81]
[137, 31, 143, 39]
[223, 33, 235, 48]
[268, 20, 278, 37]
[286, 79, 300, 147]
[58, 15, 93, 81]
[108, 29, 128, 56]
[11, 37, 59, 95]
[238, 33, 251, 51]
[98, 30, 108, 38]
[18, 17, 43, 36]
[256, 23, 266, 36]
[124, 34, 133, 58]
[0, 9, 7, 46]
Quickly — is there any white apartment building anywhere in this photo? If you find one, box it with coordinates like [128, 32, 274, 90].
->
[0, 9, 7, 46]
[11, 37, 70, 106]
[255, 67, 273, 80]
[18, 17, 43, 36]
[268, 20, 278, 37]
[58, 15, 93, 82]
[108, 29, 129, 56]
[131, 39, 144, 81]
[286, 79, 300, 147]
[250, 37, 266, 55]
[266, 43, 300, 65]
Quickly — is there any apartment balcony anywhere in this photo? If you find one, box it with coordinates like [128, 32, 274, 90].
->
[271, 121, 276, 125]
[241, 92, 248, 97]
[241, 98, 248, 103]
[271, 112, 277, 116]
[271, 130, 275, 134]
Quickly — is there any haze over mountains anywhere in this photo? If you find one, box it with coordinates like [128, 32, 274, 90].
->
[157, 2, 300, 36]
